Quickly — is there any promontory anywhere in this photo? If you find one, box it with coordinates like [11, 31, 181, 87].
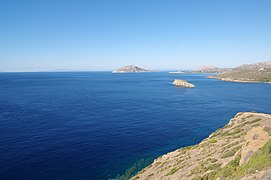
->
[132, 112, 271, 180]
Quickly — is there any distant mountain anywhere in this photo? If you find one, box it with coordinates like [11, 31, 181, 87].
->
[197, 65, 217, 71]
[210, 61, 271, 82]
[112, 65, 150, 73]
[193, 65, 231, 73]
[235, 61, 271, 70]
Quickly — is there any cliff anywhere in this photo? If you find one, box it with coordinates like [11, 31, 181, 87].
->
[112, 65, 150, 73]
[132, 112, 271, 180]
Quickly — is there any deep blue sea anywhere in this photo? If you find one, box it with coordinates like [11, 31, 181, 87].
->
[0, 72, 270, 180]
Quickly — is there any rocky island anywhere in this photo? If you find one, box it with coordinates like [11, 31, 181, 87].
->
[208, 61, 271, 83]
[112, 65, 150, 73]
[132, 112, 271, 180]
[173, 79, 195, 88]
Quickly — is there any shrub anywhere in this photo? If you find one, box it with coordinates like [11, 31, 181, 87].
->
[209, 139, 217, 143]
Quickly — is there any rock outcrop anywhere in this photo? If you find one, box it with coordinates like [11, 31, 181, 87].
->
[112, 65, 150, 73]
[132, 112, 271, 180]
[173, 79, 195, 88]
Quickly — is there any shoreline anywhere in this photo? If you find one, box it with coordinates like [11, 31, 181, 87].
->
[207, 76, 271, 84]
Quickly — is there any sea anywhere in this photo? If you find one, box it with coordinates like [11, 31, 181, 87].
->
[0, 72, 270, 180]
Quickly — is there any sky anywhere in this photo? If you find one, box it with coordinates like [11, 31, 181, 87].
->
[0, 0, 271, 72]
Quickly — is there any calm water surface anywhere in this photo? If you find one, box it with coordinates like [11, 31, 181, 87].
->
[0, 72, 270, 179]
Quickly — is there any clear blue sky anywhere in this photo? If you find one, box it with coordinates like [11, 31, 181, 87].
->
[0, 0, 271, 71]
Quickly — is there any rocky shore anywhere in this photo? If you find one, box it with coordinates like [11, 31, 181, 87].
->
[173, 79, 195, 88]
[132, 112, 271, 180]
[207, 76, 260, 83]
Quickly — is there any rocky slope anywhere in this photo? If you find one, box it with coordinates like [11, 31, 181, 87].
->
[132, 112, 271, 180]
[210, 61, 271, 83]
[173, 79, 195, 88]
[112, 65, 150, 73]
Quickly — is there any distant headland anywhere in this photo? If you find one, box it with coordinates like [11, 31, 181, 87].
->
[112, 65, 150, 73]
[207, 61, 271, 83]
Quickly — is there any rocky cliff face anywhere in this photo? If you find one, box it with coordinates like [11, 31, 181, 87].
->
[132, 112, 271, 180]
[112, 65, 150, 73]
[173, 79, 195, 88]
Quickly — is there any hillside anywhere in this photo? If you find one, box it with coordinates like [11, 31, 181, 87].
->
[132, 112, 271, 180]
[212, 61, 271, 82]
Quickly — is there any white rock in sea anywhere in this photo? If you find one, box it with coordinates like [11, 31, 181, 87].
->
[173, 79, 195, 88]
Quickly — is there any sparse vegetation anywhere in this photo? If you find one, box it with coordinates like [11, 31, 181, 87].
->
[251, 124, 260, 127]
[207, 158, 218, 163]
[222, 145, 242, 158]
[191, 163, 207, 175]
[246, 115, 254, 118]
[209, 139, 217, 143]
[236, 140, 271, 177]
[218, 63, 271, 82]
[264, 127, 271, 136]
[165, 167, 181, 176]
[248, 118, 262, 124]
[206, 163, 221, 171]
[215, 154, 241, 178]
[222, 128, 243, 136]
[221, 141, 240, 152]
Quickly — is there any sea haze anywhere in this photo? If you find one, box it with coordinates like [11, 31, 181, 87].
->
[0, 72, 270, 179]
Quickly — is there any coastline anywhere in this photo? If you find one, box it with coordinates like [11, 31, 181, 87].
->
[207, 76, 271, 84]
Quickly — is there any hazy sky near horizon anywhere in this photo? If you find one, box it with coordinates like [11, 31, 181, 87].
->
[0, 0, 271, 71]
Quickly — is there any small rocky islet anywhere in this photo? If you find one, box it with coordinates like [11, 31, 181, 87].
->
[173, 79, 195, 88]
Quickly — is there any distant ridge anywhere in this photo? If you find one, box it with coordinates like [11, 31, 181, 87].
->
[112, 65, 150, 73]
[193, 65, 231, 73]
